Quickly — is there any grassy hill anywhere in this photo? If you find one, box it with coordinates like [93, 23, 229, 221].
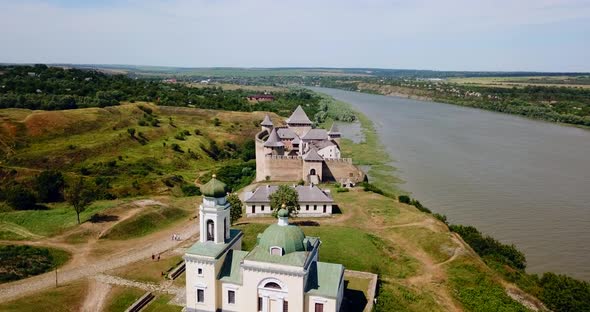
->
[0, 103, 266, 197]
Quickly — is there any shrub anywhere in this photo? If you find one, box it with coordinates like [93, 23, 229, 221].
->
[194, 129, 202, 135]
[181, 184, 201, 196]
[137, 105, 152, 115]
[336, 187, 349, 193]
[6, 185, 37, 210]
[449, 224, 526, 270]
[213, 117, 221, 126]
[171, 143, 183, 153]
[35, 170, 65, 203]
[398, 195, 411, 204]
[411, 199, 431, 213]
[297, 179, 305, 186]
[539, 272, 590, 312]
[433, 213, 448, 225]
[362, 182, 384, 195]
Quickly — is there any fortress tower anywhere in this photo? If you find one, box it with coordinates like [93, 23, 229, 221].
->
[286, 106, 312, 137]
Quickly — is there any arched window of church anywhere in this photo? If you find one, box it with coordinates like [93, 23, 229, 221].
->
[264, 282, 282, 289]
[270, 246, 283, 256]
[206, 220, 214, 241]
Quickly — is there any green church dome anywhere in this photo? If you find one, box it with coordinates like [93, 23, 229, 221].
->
[278, 208, 289, 217]
[201, 175, 227, 198]
[258, 224, 306, 255]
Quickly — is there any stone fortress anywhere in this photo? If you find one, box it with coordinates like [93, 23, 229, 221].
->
[255, 106, 365, 184]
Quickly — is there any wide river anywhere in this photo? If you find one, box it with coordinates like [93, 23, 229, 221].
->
[312, 87, 590, 280]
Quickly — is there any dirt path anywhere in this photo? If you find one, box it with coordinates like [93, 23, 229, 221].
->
[0, 216, 199, 303]
[81, 279, 112, 312]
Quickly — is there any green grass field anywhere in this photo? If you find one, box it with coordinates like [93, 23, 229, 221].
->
[0, 199, 123, 238]
[1, 103, 265, 197]
[0, 281, 87, 311]
[448, 76, 590, 89]
[100, 205, 188, 240]
[110, 254, 183, 283]
[104, 286, 145, 312]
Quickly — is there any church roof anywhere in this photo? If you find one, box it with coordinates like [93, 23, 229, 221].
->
[218, 249, 249, 284]
[264, 128, 284, 148]
[276, 127, 298, 140]
[303, 148, 324, 162]
[201, 175, 227, 198]
[301, 129, 329, 141]
[306, 262, 345, 299]
[245, 185, 334, 204]
[185, 229, 243, 259]
[245, 234, 319, 267]
[286, 105, 312, 125]
[261, 114, 273, 127]
[257, 224, 306, 254]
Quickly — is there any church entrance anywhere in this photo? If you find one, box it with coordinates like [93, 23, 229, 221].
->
[310, 168, 316, 175]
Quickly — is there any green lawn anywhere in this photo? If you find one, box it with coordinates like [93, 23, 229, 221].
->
[110, 254, 183, 284]
[446, 258, 529, 312]
[101, 205, 188, 240]
[105, 286, 145, 312]
[388, 227, 456, 263]
[235, 223, 419, 279]
[0, 199, 123, 238]
[0, 281, 87, 312]
[143, 294, 183, 312]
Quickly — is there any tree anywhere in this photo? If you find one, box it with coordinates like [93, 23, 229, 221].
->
[127, 128, 136, 138]
[6, 185, 37, 210]
[227, 193, 243, 225]
[269, 185, 299, 216]
[65, 177, 94, 224]
[35, 170, 65, 202]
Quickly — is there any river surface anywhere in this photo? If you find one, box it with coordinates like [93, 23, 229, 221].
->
[312, 87, 590, 280]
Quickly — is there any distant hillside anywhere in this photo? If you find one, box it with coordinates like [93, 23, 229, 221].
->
[0, 64, 322, 117]
[0, 103, 269, 198]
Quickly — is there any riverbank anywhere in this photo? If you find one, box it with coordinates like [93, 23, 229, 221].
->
[319, 91, 590, 312]
[320, 81, 590, 130]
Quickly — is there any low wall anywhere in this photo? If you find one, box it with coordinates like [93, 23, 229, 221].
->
[323, 161, 365, 183]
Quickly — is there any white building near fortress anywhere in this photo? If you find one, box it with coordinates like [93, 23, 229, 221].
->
[244, 184, 335, 217]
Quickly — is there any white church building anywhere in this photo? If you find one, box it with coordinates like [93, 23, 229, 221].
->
[184, 176, 345, 312]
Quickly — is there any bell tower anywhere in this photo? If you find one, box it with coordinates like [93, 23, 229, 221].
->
[198, 175, 231, 244]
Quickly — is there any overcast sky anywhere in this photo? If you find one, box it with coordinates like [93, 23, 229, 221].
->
[1, 0, 589, 72]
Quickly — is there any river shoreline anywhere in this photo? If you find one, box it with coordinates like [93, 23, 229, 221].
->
[312, 87, 590, 282]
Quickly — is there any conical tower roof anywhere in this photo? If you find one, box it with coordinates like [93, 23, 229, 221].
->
[261, 114, 273, 127]
[286, 106, 312, 125]
[264, 128, 284, 148]
[303, 147, 324, 162]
